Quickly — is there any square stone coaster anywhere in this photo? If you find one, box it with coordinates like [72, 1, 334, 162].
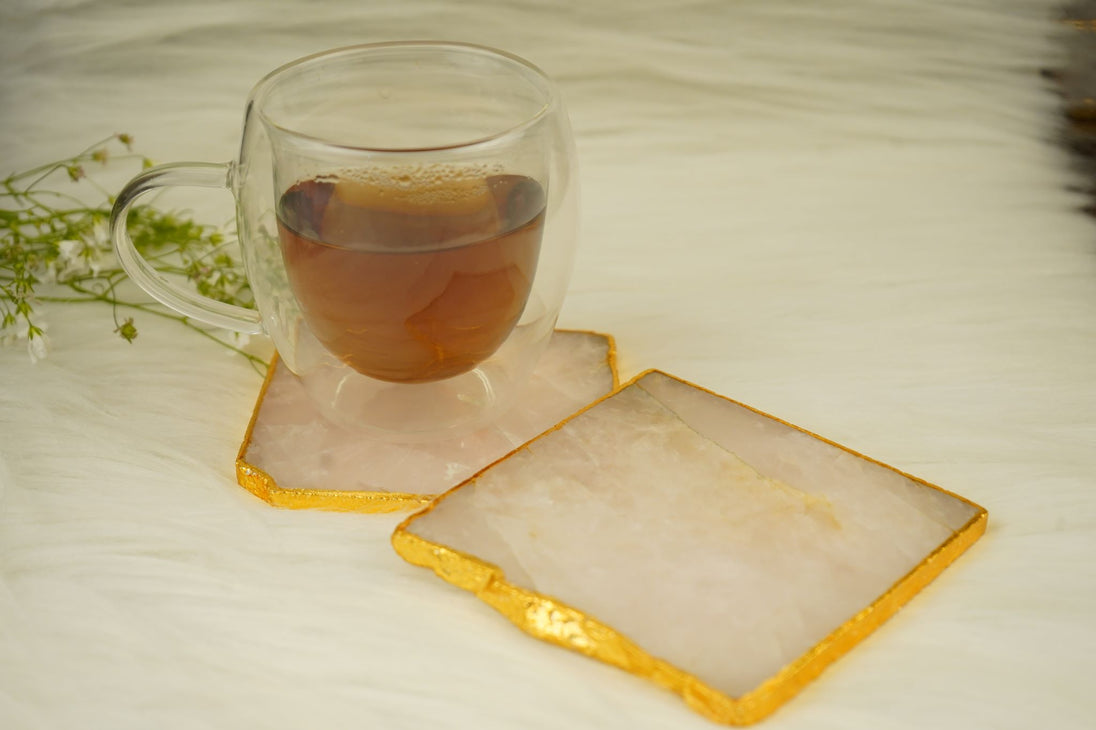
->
[236, 330, 618, 512]
[392, 370, 987, 725]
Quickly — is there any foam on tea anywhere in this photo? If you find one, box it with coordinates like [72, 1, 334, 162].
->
[277, 166, 545, 383]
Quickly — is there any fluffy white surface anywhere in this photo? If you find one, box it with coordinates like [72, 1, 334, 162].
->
[1, 1, 1094, 728]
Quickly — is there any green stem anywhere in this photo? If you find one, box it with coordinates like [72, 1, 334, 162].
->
[16, 136, 119, 190]
[40, 290, 268, 372]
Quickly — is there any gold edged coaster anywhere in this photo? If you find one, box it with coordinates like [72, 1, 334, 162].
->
[236, 330, 618, 513]
[392, 369, 987, 725]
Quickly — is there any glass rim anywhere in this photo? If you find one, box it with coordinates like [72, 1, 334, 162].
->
[249, 41, 560, 154]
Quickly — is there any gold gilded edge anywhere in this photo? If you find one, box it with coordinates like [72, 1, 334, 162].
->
[235, 350, 280, 459]
[235, 330, 618, 513]
[595, 329, 620, 389]
[391, 368, 988, 725]
[233, 351, 434, 513]
[551, 328, 620, 389]
[389, 527, 710, 716]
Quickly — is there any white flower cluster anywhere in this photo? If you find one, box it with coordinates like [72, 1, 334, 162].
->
[0, 317, 49, 363]
[2, 223, 112, 363]
[3, 136, 263, 371]
[46, 224, 115, 284]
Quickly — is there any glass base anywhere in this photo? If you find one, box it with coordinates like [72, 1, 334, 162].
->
[236, 329, 618, 512]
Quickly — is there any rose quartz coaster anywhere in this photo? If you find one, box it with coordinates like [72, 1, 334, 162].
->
[236, 330, 618, 512]
[394, 370, 987, 725]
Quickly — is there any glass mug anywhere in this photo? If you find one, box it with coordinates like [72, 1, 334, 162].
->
[111, 42, 578, 438]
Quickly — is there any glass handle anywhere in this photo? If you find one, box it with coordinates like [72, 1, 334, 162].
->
[109, 162, 264, 333]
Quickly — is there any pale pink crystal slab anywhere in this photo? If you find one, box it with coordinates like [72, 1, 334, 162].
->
[394, 370, 987, 724]
[236, 330, 618, 512]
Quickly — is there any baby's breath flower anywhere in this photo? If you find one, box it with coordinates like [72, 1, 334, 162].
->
[27, 331, 49, 363]
[52, 239, 90, 280]
[91, 221, 108, 245]
[114, 317, 138, 343]
[57, 238, 82, 261]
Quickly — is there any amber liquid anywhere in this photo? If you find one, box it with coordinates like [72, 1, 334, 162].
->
[277, 170, 545, 383]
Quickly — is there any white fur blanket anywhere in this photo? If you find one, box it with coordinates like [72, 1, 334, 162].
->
[1, 2, 1093, 728]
